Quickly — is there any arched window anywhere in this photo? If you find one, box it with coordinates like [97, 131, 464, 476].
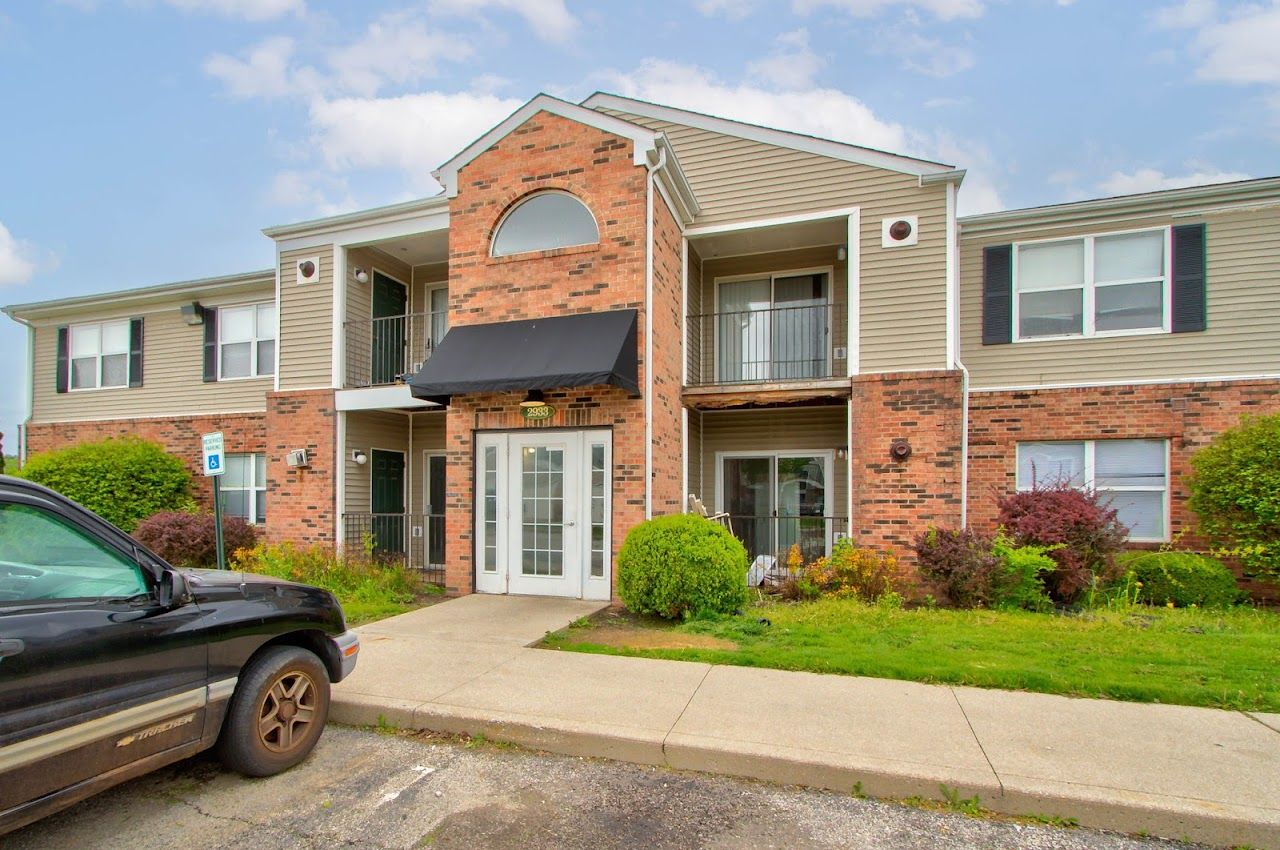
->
[491, 192, 599, 257]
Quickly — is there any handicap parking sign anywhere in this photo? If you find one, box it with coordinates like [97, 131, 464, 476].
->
[202, 432, 225, 477]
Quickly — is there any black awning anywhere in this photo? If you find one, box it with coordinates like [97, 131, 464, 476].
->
[408, 309, 639, 404]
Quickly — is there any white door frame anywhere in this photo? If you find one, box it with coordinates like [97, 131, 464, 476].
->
[422, 450, 446, 569]
[474, 429, 612, 600]
[714, 449, 835, 559]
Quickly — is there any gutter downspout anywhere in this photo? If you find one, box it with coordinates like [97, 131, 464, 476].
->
[16, 316, 34, 468]
[945, 182, 970, 528]
[643, 146, 667, 520]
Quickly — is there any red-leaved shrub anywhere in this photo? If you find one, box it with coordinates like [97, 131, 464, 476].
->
[997, 483, 1127, 604]
[134, 511, 257, 569]
[913, 527, 1002, 608]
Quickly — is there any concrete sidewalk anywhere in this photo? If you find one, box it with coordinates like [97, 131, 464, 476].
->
[331, 596, 1280, 848]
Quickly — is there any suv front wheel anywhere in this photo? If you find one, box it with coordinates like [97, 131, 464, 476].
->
[217, 645, 331, 777]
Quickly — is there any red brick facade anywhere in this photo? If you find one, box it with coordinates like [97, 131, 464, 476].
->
[25, 413, 268, 513]
[967, 378, 1280, 542]
[440, 111, 683, 596]
[849, 370, 965, 557]
[264, 389, 337, 545]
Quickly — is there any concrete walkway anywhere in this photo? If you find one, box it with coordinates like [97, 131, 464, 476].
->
[332, 596, 1280, 849]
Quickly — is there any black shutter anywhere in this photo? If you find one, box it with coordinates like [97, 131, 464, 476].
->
[203, 307, 219, 382]
[55, 326, 70, 393]
[982, 244, 1013, 345]
[129, 317, 144, 387]
[1171, 223, 1207, 333]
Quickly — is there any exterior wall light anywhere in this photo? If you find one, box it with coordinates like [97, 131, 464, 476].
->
[836, 246, 847, 262]
[180, 302, 206, 326]
[353, 267, 370, 284]
[351, 449, 368, 465]
[519, 389, 546, 409]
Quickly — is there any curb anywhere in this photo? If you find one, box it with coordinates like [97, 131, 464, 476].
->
[330, 691, 1279, 849]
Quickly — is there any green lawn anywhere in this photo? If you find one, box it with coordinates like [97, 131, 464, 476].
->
[543, 599, 1280, 711]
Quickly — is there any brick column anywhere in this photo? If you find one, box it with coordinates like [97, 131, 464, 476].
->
[265, 389, 337, 545]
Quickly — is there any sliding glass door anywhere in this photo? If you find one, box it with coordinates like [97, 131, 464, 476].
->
[716, 272, 829, 383]
[719, 451, 833, 563]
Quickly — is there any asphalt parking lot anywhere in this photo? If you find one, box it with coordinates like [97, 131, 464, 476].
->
[4, 726, 1198, 850]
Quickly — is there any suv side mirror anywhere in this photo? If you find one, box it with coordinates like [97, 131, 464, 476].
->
[156, 569, 189, 609]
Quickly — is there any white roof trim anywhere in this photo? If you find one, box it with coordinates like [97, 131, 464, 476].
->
[3, 269, 275, 320]
[433, 94, 662, 199]
[582, 92, 956, 178]
[263, 195, 450, 242]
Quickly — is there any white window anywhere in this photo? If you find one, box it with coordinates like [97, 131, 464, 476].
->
[219, 303, 276, 379]
[70, 320, 130, 390]
[220, 453, 266, 524]
[1017, 439, 1169, 541]
[491, 192, 598, 257]
[1014, 228, 1169, 340]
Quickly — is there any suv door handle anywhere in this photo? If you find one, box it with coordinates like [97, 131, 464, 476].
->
[0, 639, 24, 658]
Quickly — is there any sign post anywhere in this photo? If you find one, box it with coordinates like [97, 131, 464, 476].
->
[201, 432, 227, 570]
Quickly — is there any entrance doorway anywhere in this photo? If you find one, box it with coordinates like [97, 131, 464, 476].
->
[474, 429, 611, 600]
[423, 451, 446, 569]
[717, 450, 834, 564]
[371, 271, 407, 385]
[370, 448, 406, 556]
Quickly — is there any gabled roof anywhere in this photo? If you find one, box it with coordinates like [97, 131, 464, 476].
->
[582, 91, 962, 181]
[432, 93, 699, 220]
[3, 269, 274, 321]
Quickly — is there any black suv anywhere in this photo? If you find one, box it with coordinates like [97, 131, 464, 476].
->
[0, 475, 360, 835]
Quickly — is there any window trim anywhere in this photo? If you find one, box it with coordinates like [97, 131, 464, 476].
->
[712, 266, 835, 383]
[67, 319, 132, 392]
[216, 301, 277, 382]
[1015, 439, 1171, 542]
[1011, 225, 1172, 343]
[219, 452, 267, 525]
[489, 190, 600, 258]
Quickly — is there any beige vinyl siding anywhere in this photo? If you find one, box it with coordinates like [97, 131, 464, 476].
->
[603, 109, 949, 373]
[279, 246, 334, 389]
[409, 410, 447, 515]
[343, 410, 410, 513]
[29, 282, 274, 423]
[695, 405, 848, 519]
[699, 246, 847, 383]
[960, 207, 1280, 387]
[686, 242, 703, 384]
[687, 408, 703, 499]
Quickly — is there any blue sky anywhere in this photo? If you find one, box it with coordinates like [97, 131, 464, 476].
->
[2, 0, 1278, 445]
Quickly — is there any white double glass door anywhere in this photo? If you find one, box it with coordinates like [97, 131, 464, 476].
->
[475, 429, 611, 600]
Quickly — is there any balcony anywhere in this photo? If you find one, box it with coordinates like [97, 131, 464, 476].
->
[685, 302, 850, 405]
[344, 310, 447, 388]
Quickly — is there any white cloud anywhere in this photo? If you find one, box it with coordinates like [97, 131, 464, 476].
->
[203, 37, 311, 100]
[307, 92, 524, 193]
[0, 222, 39, 287]
[793, 0, 984, 21]
[747, 29, 823, 89]
[429, 0, 577, 43]
[266, 170, 358, 215]
[1153, 0, 1217, 29]
[884, 29, 974, 78]
[328, 10, 474, 97]
[159, 0, 304, 21]
[1098, 167, 1251, 195]
[696, 0, 757, 18]
[1194, 2, 1280, 85]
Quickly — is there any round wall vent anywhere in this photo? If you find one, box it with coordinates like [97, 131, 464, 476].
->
[881, 215, 919, 247]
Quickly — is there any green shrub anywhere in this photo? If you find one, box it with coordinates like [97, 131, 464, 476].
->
[133, 511, 257, 569]
[1116, 551, 1241, 608]
[617, 514, 749, 620]
[1188, 412, 1280, 582]
[990, 535, 1055, 612]
[17, 437, 194, 531]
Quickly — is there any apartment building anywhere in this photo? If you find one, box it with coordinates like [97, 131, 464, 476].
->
[6, 92, 1278, 600]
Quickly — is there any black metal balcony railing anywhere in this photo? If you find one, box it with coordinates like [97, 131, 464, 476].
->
[727, 514, 849, 567]
[345, 311, 448, 388]
[342, 512, 445, 586]
[687, 303, 844, 387]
